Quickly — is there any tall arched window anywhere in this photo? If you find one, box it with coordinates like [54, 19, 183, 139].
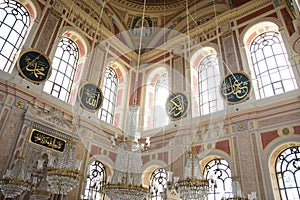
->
[204, 158, 232, 200]
[153, 73, 169, 128]
[275, 146, 300, 200]
[0, 0, 30, 72]
[149, 168, 168, 199]
[198, 51, 223, 115]
[98, 66, 118, 124]
[83, 160, 106, 200]
[244, 22, 297, 99]
[43, 37, 79, 102]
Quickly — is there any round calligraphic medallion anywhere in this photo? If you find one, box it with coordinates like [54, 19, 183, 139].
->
[166, 92, 189, 121]
[17, 49, 52, 83]
[78, 83, 103, 112]
[220, 71, 252, 104]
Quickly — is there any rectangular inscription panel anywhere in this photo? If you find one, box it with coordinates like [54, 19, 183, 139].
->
[30, 129, 66, 152]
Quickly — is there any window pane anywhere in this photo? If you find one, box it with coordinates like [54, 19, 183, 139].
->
[59, 61, 67, 73]
[83, 160, 106, 200]
[0, 0, 30, 72]
[43, 37, 79, 102]
[7, 30, 20, 45]
[55, 72, 64, 85]
[98, 66, 118, 124]
[1, 24, 11, 39]
[198, 53, 223, 115]
[249, 31, 298, 99]
[43, 81, 52, 93]
[149, 168, 167, 199]
[275, 146, 300, 200]
[153, 73, 169, 128]
[204, 158, 232, 199]
[2, 43, 14, 58]
[62, 78, 70, 90]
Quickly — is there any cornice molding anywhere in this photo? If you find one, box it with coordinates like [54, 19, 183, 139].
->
[142, 0, 273, 59]
[109, 0, 186, 14]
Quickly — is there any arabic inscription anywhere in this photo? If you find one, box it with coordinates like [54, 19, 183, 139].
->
[166, 92, 189, 120]
[18, 49, 51, 83]
[30, 129, 65, 152]
[220, 72, 252, 104]
[78, 83, 103, 112]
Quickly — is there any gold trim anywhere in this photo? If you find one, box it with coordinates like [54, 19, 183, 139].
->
[219, 71, 252, 105]
[17, 49, 52, 84]
[77, 82, 104, 112]
[283, 0, 296, 20]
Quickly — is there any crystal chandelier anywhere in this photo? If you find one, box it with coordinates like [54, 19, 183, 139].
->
[102, 105, 150, 200]
[0, 157, 32, 198]
[102, 0, 150, 197]
[176, 149, 209, 200]
[226, 177, 246, 200]
[30, 159, 51, 200]
[46, 141, 82, 195]
[30, 176, 51, 200]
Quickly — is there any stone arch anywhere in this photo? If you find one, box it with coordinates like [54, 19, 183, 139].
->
[263, 136, 300, 200]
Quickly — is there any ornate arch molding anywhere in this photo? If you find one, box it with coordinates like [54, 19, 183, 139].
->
[100, 60, 129, 128]
[24, 106, 75, 136]
[142, 160, 168, 172]
[199, 150, 234, 175]
[143, 65, 169, 129]
[146, 65, 169, 83]
[290, 18, 300, 53]
[261, 135, 300, 200]
[107, 61, 128, 84]
[142, 162, 167, 188]
[86, 155, 114, 178]
[189, 45, 222, 117]
[190, 45, 220, 70]
[240, 18, 284, 48]
[59, 27, 90, 57]
[19, 0, 39, 21]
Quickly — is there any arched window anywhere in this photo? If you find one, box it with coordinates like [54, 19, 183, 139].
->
[43, 37, 79, 102]
[204, 158, 232, 200]
[0, 0, 30, 72]
[275, 146, 300, 200]
[98, 66, 118, 124]
[153, 73, 169, 128]
[143, 67, 169, 130]
[245, 22, 297, 99]
[83, 160, 106, 200]
[149, 168, 168, 199]
[198, 52, 223, 115]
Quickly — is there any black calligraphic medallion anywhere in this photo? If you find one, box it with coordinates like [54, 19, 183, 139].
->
[17, 49, 52, 83]
[220, 71, 252, 104]
[30, 129, 66, 152]
[166, 92, 189, 121]
[78, 83, 103, 112]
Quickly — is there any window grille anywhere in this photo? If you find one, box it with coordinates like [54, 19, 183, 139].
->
[0, 0, 30, 72]
[43, 37, 79, 102]
[98, 66, 118, 124]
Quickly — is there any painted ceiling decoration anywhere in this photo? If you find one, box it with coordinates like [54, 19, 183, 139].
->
[126, 0, 183, 5]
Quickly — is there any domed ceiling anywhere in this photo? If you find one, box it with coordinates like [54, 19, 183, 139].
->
[126, 0, 183, 5]
[109, 0, 187, 12]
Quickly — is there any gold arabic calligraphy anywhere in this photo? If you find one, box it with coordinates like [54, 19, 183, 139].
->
[32, 132, 64, 151]
[222, 75, 249, 100]
[24, 55, 46, 79]
[167, 94, 186, 117]
[84, 88, 101, 108]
